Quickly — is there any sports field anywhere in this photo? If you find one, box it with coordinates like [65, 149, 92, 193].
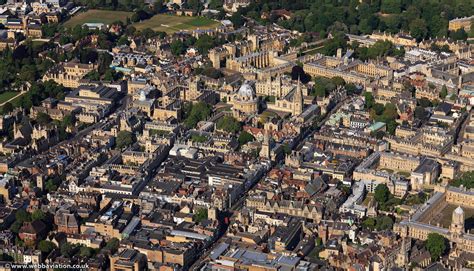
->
[133, 15, 219, 33]
[64, 9, 133, 28]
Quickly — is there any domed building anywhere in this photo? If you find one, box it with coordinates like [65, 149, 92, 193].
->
[230, 82, 259, 120]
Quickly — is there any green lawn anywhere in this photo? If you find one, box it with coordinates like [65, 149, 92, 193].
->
[133, 15, 220, 33]
[397, 171, 411, 177]
[426, 204, 474, 231]
[0, 91, 20, 104]
[379, 168, 394, 173]
[63, 9, 133, 28]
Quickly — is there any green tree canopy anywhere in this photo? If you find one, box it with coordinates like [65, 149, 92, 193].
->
[409, 19, 428, 41]
[216, 116, 241, 133]
[184, 102, 212, 128]
[116, 131, 135, 149]
[170, 40, 186, 56]
[193, 208, 208, 223]
[374, 184, 390, 204]
[15, 209, 31, 223]
[425, 233, 447, 260]
[38, 240, 56, 254]
[31, 210, 46, 221]
[195, 34, 218, 55]
[451, 171, 474, 189]
[104, 238, 120, 253]
[238, 131, 255, 146]
[376, 216, 394, 230]
[1, 102, 13, 114]
[364, 92, 375, 109]
[60, 242, 75, 258]
[79, 246, 95, 258]
[36, 112, 52, 125]
[440, 85, 448, 99]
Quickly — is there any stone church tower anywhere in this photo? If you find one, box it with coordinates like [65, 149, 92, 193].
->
[292, 79, 303, 116]
[396, 237, 411, 268]
[450, 206, 465, 234]
[259, 129, 271, 159]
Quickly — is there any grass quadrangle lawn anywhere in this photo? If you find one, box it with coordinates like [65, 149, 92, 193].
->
[133, 15, 220, 33]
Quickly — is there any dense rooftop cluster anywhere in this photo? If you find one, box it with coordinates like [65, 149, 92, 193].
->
[0, 0, 472, 270]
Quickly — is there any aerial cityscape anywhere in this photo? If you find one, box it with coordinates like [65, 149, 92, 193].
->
[0, 0, 472, 270]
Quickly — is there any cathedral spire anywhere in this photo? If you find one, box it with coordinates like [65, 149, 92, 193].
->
[292, 77, 303, 116]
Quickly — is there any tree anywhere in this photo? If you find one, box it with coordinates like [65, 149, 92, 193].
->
[312, 76, 336, 97]
[153, 0, 164, 12]
[141, 28, 157, 39]
[31, 210, 46, 221]
[131, 13, 140, 22]
[331, 76, 345, 87]
[238, 131, 255, 146]
[208, 0, 223, 9]
[451, 171, 474, 189]
[380, 0, 402, 14]
[60, 242, 75, 258]
[79, 246, 95, 258]
[62, 114, 75, 128]
[364, 92, 375, 109]
[323, 33, 347, 56]
[425, 233, 447, 260]
[104, 69, 122, 81]
[36, 112, 51, 125]
[282, 143, 291, 155]
[19, 65, 38, 82]
[216, 116, 241, 133]
[15, 209, 31, 224]
[374, 184, 390, 204]
[440, 85, 448, 99]
[371, 103, 385, 117]
[414, 106, 428, 121]
[230, 12, 245, 27]
[409, 19, 428, 41]
[184, 102, 211, 128]
[195, 34, 216, 55]
[170, 40, 186, 56]
[1, 102, 13, 114]
[345, 84, 358, 95]
[193, 208, 208, 223]
[116, 131, 134, 149]
[362, 217, 376, 230]
[104, 238, 120, 253]
[418, 97, 432, 108]
[381, 103, 399, 121]
[38, 240, 56, 254]
[78, 48, 98, 64]
[376, 216, 394, 230]
[117, 36, 129, 46]
[313, 84, 327, 97]
[449, 28, 468, 41]
[45, 179, 58, 192]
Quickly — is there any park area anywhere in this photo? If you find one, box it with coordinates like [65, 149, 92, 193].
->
[63, 9, 133, 28]
[133, 14, 219, 33]
[0, 91, 25, 112]
[0, 91, 20, 104]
